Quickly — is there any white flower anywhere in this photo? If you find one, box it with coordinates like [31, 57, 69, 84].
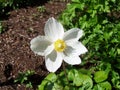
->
[30, 17, 88, 72]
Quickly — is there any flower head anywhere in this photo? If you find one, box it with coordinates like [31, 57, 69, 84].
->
[30, 17, 88, 72]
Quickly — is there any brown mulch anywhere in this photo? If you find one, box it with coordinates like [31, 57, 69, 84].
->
[0, 1, 68, 90]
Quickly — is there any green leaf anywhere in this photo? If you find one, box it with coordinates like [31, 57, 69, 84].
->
[64, 85, 76, 90]
[79, 68, 92, 76]
[73, 70, 93, 89]
[52, 83, 63, 90]
[64, 86, 69, 90]
[68, 69, 75, 81]
[81, 74, 93, 89]
[45, 73, 57, 82]
[73, 71, 83, 86]
[38, 80, 48, 90]
[58, 71, 68, 85]
[93, 81, 111, 90]
[26, 82, 33, 88]
[38, 73, 57, 90]
[99, 81, 111, 90]
[71, 0, 80, 3]
[94, 71, 108, 83]
[117, 48, 120, 55]
[111, 71, 120, 89]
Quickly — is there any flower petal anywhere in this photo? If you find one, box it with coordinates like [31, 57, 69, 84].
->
[73, 41, 88, 55]
[64, 45, 76, 56]
[30, 36, 51, 56]
[64, 55, 81, 65]
[44, 44, 54, 57]
[63, 28, 83, 41]
[44, 17, 64, 41]
[45, 51, 63, 72]
[66, 41, 88, 55]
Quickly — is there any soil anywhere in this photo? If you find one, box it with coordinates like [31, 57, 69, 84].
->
[0, 1, 69, 90]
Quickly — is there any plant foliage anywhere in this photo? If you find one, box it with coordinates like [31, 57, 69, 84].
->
[59, 0, 120, 72]
[38, 64, 113, 90]
[38, 0, 120, 89]
[14, 70, 34, 88]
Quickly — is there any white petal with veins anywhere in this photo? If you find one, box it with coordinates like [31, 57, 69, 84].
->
[63, 28, 83, 41]
[66, 40, 88, 56]
[72, 41, 88, 55]
[45, 51, 63, 72]
[30, 36, 51, 56]
[64, 55, 81, 65]
[44, 17, 64, 41]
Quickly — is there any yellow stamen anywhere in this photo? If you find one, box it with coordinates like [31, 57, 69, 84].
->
[54, 39, 66, 52]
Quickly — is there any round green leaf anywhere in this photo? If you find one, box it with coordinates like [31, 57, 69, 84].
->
[73, 71, 93, 89]
[68, 69, 76, 81]
[94, 71, 108, 83]
[38, 73, 57, 90]
[93, 81, 111, 90]
[73, 71, 83, 86]
[79, 74, 93, 89]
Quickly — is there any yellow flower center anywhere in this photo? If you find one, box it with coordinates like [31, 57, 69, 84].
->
[54, 39, 66, 52]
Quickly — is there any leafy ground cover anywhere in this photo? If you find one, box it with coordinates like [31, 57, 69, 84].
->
[0, 0, 68, 90]
[39, 0, 120, 90]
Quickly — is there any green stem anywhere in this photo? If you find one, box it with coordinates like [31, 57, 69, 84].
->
[62, 62, 70, 86]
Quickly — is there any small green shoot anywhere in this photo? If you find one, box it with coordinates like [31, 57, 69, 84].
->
[37, 6, 46, 13]
[0, 22, 4, 34]
[14, 70, 35, 88]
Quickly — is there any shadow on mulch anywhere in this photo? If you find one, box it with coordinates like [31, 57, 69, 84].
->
[0, 0, 50, 20]
[0, 63, 48, 90]
[0, 75, 45, 90]
[13, 0, 50, 8]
